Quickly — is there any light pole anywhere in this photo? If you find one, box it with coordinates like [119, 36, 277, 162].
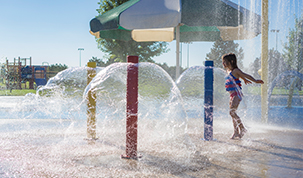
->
[270, 29, 280, 50]
[78, 48, 84, 67]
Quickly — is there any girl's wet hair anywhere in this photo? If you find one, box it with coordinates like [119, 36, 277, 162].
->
[222, 53, 238, 70]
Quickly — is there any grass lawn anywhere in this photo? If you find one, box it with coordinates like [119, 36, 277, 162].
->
[0, 89, 36, 96]
[247, 86, 303, 95]
[271, 87, 303, 95]
[0, 80, 36, 96]
[1, 87, 302, 97]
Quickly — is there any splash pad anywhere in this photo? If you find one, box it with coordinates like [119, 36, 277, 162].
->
[0, 58, 196, 177]
[1, 58, 303, 177]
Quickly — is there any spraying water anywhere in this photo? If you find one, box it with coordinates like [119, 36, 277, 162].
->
[1, 0, 303, 176]
[0, 63, 207, 177]
[1, 62, 302, 177]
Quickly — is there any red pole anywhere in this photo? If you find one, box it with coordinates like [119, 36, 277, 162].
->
[122, 56, 138, 159]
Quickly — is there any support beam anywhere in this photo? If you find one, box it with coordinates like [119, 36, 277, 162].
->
[87, 62, 97, 139]
[204, 60, 214, 141]
[261, 0, 269, 123]
[122, 55, 139, 159]
[175, 24, 180, 80]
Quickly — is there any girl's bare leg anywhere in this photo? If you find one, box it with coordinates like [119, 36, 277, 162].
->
[229, 95, 246, 139]
[231, 115, 241, 139]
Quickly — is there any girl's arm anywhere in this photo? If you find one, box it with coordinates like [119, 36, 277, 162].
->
[242, 78, 252, 85]
[234, 68, 264, 84]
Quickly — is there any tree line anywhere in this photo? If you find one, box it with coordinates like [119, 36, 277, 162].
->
[248, 14, 303, 90]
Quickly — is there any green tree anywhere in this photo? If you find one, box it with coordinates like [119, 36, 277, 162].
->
[206, 39, 244, 69]
[49, 63, 68, 72]
[89, 56, 107, 67]
[156, 62, 186, 81]
[248, 57, 261, 79]
[283, 14, 303, 72]
[249, 49, 288, 86]
[283, 14, 303, 90]
[96, 0, 169, 63]
[268, 49, 287, 83]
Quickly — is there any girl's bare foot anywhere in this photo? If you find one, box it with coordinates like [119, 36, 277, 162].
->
[230, 133, 241, 139]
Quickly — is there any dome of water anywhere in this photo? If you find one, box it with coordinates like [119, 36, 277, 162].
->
[0, 63, 199, 177]
[37, 67, 104, 97]
[11, 67, 104, 120]
[176, 66, 230, 120]
[83, 62, 194, 158]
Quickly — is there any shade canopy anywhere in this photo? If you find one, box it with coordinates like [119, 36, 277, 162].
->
[90, 0, 261, 42]
[89, 0, 261, 78]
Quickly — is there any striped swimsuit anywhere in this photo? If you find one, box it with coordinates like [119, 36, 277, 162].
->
[225, 72, 243, 100]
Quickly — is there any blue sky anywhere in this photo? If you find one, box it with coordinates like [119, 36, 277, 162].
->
[0, 0, 302, 68]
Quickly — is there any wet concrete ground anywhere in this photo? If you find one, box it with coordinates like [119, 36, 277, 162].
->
[0, 119, 302, 177]
[187, 120, 303, 178]
[0, 96, 302, 177]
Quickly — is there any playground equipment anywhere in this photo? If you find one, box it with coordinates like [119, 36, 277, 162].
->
[5, 57, 34, 90]
[4, 57, 55, 90]
[34, 67, 47, 86]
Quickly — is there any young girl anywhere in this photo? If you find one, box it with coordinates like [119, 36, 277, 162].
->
[222, 53, 264, 139]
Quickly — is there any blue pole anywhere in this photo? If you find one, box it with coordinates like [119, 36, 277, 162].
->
[204, 60, 213, 141]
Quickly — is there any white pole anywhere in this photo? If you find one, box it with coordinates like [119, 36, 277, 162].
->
[176, 24, 180, 80]
[187, 43, 189, 68]
[180, 42, 182, 68]
[78, 48, 84, 67]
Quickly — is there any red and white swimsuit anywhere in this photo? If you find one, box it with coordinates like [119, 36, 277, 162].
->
[225, 72, 243, 100]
